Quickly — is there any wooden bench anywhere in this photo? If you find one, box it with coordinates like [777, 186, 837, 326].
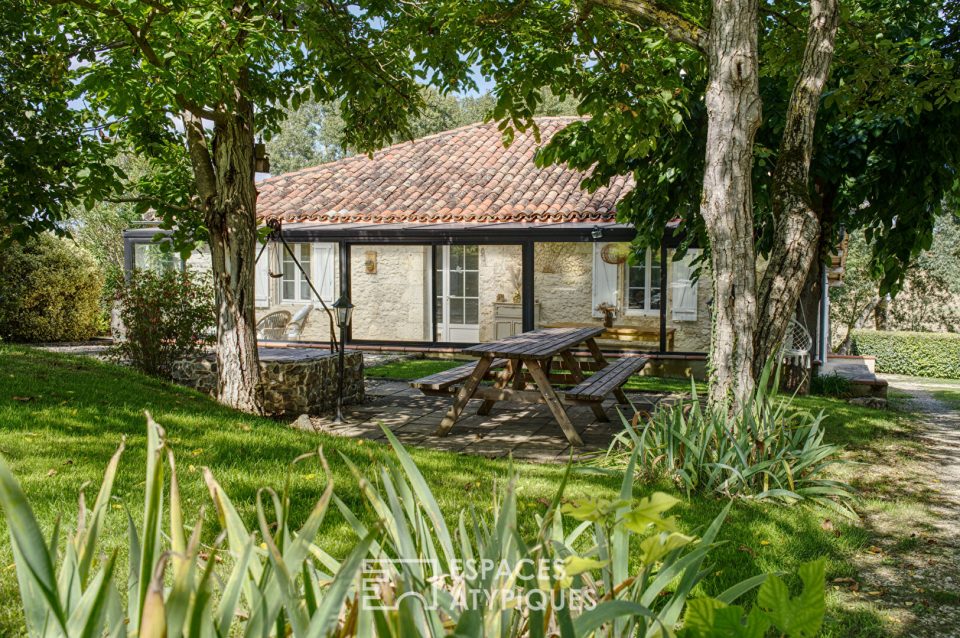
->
[564, 356, 648, 403]
[410, 359, 508, 394]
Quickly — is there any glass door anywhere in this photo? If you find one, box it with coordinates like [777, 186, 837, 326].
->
[434, 245, 480, 342]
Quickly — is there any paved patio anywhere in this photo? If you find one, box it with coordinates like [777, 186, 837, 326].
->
[301, 380, 682, 463]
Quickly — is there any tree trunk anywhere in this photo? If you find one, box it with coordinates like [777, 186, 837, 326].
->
[753, 0, 839, 377]
[208, 113, 262, 413]
[181, 75, 263, 414]
[700, 0, 763, 407]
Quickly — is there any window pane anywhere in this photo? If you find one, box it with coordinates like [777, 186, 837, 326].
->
[649, 252, 661, 309]
[464, 246, 479, 270]
[449, 299, 464, 324]
[465, 272, 478, 297]
[628, 261, 647, 309]
[465, 298, 479, 324]
[282, 255, 295, 300]
[449, 271, 463, 296]
[450, 245, 464, 270]
[135, 244, 177, 272]
[301, 279, 311, 301]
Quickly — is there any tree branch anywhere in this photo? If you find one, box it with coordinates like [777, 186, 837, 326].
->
[590, 0, 706, 52]
[54, 0, 227, 124]
[181, 112, 218, 208]
[114, 16, 228, 124]
[753, 0, 840, 375]
[104, 195, 200, 214]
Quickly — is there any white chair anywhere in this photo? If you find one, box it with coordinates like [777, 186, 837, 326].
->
[285, 304, 313, 340]
[781, 318, 813, 368]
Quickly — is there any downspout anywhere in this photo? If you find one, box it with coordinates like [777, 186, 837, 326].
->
[818, 264, 829, 374]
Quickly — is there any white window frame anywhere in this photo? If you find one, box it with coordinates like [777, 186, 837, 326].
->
[277, 242, 337, 306]
[280, 243, 312, 303]
[623, 249, 661, 316]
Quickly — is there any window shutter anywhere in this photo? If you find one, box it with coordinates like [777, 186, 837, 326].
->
[255, 244, 270, 308]
[312, 243, 336, 303]
[592, 243, 619, 317]
[671, 249, 700, 321]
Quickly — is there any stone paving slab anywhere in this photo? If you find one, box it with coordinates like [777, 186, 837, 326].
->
[302, 380, 679, 464]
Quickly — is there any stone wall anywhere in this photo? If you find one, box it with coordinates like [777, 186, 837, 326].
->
[350, 245, 432, 341]
[478, 245, 523, 341]
[242, 241, 712, 352]
[172, 348, 364, 417]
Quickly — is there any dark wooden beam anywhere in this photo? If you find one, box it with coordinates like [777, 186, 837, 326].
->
[521, 241, 536, 332]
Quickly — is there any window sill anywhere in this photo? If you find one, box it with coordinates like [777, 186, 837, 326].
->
[624, 309, 660, 317]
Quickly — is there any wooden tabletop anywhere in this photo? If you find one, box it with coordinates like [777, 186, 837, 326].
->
[462, 327, 605, 359]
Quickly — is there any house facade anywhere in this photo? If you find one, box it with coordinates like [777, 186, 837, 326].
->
[125, 117, 712, 360]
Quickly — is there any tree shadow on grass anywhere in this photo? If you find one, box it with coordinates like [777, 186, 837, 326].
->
[0, 346, 908, 637]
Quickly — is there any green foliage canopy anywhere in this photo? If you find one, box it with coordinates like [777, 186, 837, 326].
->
[450, 0, 960, 288]
[26, 0, 469, 249]
[0, 3, 116, 243]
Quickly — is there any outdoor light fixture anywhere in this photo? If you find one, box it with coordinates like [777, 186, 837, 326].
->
[591, 225, 604, 240]
[332, 293, 354, 424]
[333, 293, 354, 329]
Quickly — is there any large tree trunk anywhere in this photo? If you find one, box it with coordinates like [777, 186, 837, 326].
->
[182, 77, 263, 414]
[700, 0, 763, 407]
[753, 0, 839, 376]
[208, 114, 262, 413]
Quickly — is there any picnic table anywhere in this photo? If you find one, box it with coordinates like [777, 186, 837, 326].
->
[410, 327, 648, 446]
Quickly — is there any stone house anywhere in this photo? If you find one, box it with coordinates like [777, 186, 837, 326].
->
[124, 117, 711, 362]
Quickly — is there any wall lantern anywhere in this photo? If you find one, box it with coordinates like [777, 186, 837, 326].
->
[364, 250, 377, 274]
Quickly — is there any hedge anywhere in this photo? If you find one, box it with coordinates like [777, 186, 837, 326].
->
[851, 330, 960, 379]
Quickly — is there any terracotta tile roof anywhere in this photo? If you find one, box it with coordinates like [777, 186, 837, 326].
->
[256, 117, 633, 225]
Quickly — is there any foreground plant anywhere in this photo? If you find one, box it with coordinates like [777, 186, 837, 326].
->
[605, 361, 856, 516]
[0, 413, 829, 636]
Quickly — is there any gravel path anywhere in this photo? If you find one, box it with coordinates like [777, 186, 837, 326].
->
[850, 377, 960, 637]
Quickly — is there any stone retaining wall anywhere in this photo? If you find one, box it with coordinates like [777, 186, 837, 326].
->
[172, 348, 364, 417]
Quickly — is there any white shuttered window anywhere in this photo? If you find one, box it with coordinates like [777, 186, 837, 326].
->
[670, 249, 700, 321]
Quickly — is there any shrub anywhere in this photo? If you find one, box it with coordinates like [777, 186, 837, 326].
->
[605, 362, 856, 515]
[851, 329, 960, 379]
[0, 234, 103, 342]
[0, 415, 829, 637]
[113, 268, 215, 377]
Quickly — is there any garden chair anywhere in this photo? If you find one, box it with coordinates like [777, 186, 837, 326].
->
[781, 318, 813, 369]
[256, 310, 292, 341]
[284, 304, 313, 340]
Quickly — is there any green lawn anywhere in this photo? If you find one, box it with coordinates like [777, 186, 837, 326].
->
[0, 346, 929, 636]
[932, 389, 960, 410]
